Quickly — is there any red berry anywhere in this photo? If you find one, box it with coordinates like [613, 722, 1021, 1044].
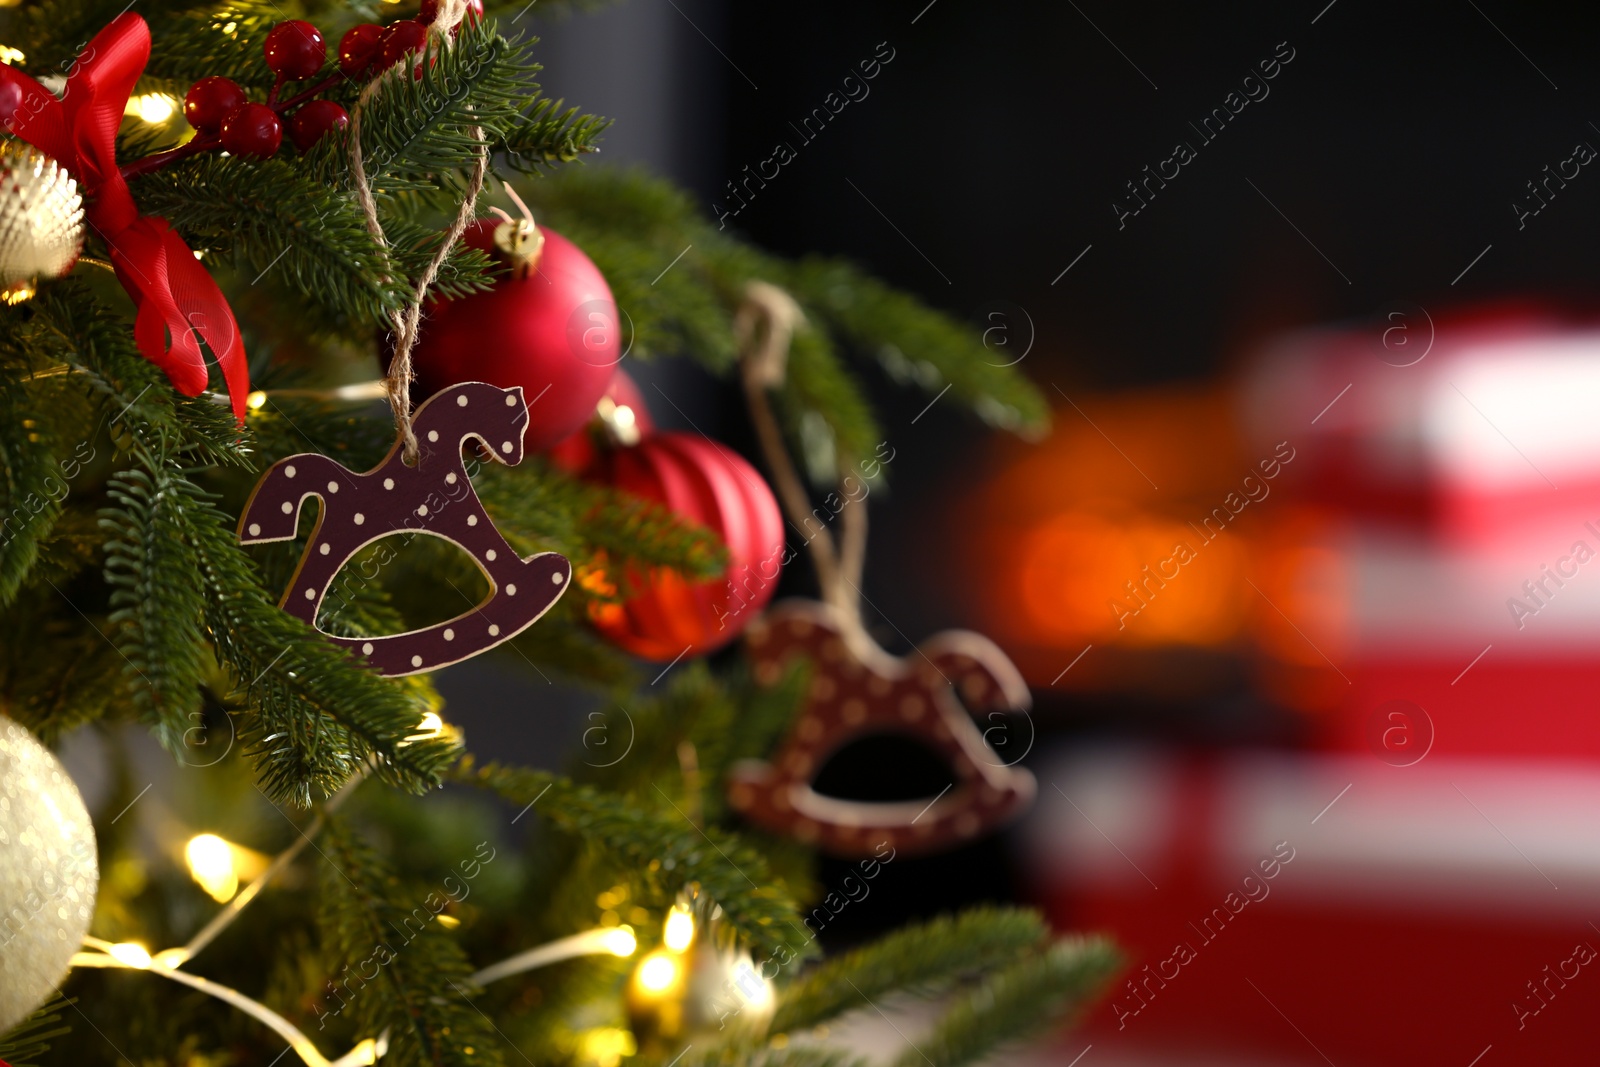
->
[183, 77, 248, 133]
[289, 100, 349, 152]
[220, 104, 283, 159]
[263, 20, 326, 80]
[418, 0, 483, 28]
[263, 21, 326, 81]
[377, 20, 429, 70]
[338, 23, 384, 76]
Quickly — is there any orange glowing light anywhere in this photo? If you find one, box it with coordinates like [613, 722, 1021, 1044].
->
[1017, 511, 1250, 647]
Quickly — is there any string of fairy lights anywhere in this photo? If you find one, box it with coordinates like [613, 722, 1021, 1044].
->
[67, 705, 769, 1067]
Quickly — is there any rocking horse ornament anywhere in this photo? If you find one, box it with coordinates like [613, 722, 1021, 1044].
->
[237, 382, 572, 676]
[726, 283, 1037, 858]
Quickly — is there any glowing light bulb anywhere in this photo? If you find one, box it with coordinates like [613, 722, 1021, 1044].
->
[130, 94, 176, 124]
[109, 942, 152, 968]
[152, 948, 191, 969]
[635, 950, 679, 994]
[578, 1027, 636, 1067]
[2, 283, 36, 306]
[0, 46, 26, 65]
[246, 390, 268, 410]
[602, 925, 636, 957]
[404, 711, 447, 744]
[186, 833, 240, 903]
[663, 904, 694, 953]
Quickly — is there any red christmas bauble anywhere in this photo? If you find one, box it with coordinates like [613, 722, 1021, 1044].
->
[289, 99, 349, 151]
[583, 433, 785, 661]
[263, 20, 326, 80]
[183, 77, 247, 133]
[338, 23, 384, 76]
[411, 218, 620, 452]
[547, 369, 654, 473]
[220, 104, 283, 159]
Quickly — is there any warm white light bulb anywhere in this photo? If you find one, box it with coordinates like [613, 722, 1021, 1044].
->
[133, 94, 176, 124]
[603, 925, 637, 957]
[663, 905, 694, 953]
[635, 951, 678, 993]
[186, 833, 240, 903]
[109, 942, 152, 968]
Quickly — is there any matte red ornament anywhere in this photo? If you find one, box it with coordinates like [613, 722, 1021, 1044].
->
[183, 76, 247, 133]
[377, 20, 429, 71]
[582, 431, 784, 661]
[236, 382, 572, 676]
[219, 103, 282, 159]
[263, 20, 326, 80]
[289, 99, 349, 152]
[338, 23, 384, 76]
[728, 600, 1037, 858]
[412, 218, 621, 452]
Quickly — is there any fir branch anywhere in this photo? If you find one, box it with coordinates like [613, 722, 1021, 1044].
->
[143, 3, 283, 94]
[382, 217, 499, 302]
[774, 325, 881, 482]
[672, 1047, 869, 1067]
[0, 378, 66, 605]
[0, 586, 128, 742]
[574, 660, 735, 801]
[770, 908, 1053, 1035]
[494, 97, 609, 172]
[887, 937, 1121, 1067]
[100, 466, 208, 741]
[520, 168, 1050, 463]
[354, 20, 537, 186]
[244, 396, 400, 474]
[472, 458, 727, 578]
[0, 995, 72, 1067]
[133, 155, 405, 325]
[24, 281, 248, 471]
[788, 258, 1050, 437]
[183, 488, 458, 804]
[317, 817, 508, 1067]
[460, 762, 811, 958]
[718, 660, 808, 774]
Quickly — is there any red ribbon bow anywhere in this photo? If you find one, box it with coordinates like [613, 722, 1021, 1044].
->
[0, 14, 249, 420]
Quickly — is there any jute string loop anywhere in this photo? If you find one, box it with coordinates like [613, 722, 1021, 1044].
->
[348, 0, 486, 464]
[736, 281, 874, 656]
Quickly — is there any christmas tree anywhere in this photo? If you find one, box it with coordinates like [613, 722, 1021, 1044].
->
[0, 1, 1118, 1064]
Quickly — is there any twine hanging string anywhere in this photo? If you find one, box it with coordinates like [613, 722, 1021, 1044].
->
[736, 281, 875, 657]
[348, 0, 487, 463]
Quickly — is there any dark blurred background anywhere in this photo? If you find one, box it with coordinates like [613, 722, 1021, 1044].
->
[433, 4, 1600, 1061]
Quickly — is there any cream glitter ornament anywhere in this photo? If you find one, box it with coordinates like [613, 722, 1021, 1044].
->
[0, 139, 85, 304]
[0, 716, 98, 1032]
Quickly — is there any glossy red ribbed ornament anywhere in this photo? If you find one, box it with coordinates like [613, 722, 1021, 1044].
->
[585, 432, 785, 661]
[411, 218, 619, 451]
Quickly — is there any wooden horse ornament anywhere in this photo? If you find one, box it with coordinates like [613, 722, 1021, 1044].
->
[237, 381, 571, 677]
[727, 599, 1037, 858]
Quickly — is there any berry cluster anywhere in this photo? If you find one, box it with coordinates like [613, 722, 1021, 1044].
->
[127, 4, 483, 180]
[336, 0, 483, 79]
[182, 21, 347, 158]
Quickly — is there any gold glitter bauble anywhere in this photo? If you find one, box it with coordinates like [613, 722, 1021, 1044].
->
[0, 139, 85, 296]
[0, 716, 98, 1032]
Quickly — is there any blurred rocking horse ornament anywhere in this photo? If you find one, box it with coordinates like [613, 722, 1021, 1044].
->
[237, 381, 572, 677]
[724, 283, 1036, 858]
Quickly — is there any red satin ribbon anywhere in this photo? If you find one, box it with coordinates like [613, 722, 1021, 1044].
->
[0, 14, 249, 421]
